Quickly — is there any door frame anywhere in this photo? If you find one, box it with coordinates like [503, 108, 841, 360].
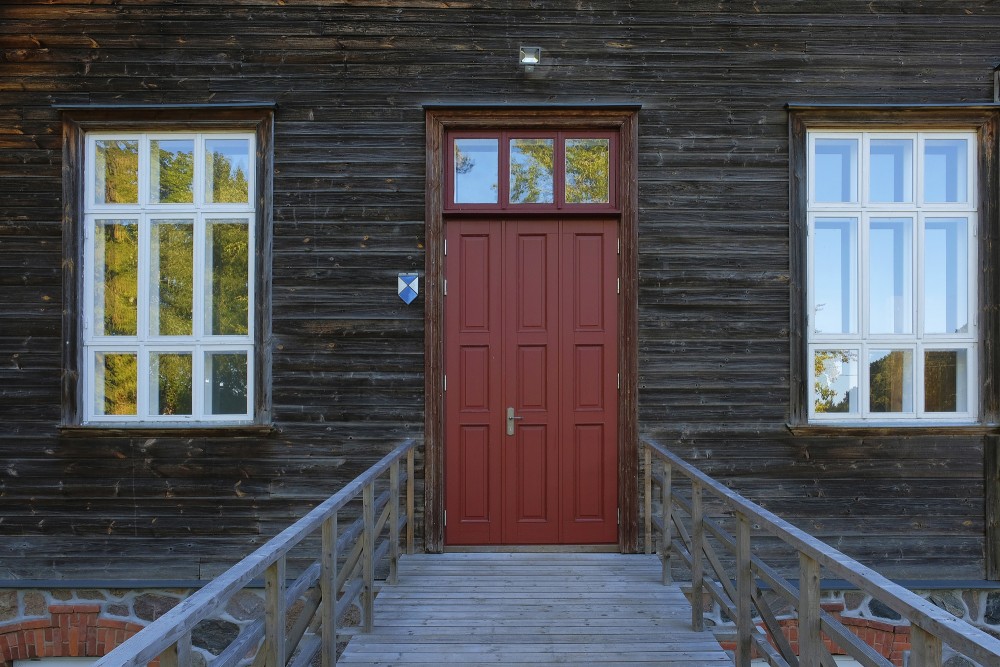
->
[423, 106, 640, 553]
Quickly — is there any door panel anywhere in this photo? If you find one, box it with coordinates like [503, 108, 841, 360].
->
[445, 218, 617, 545]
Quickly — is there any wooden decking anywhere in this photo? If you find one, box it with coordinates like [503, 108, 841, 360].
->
[339, 552, 732, 665]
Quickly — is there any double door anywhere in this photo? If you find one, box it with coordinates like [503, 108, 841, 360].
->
[444, 218, 619, 545]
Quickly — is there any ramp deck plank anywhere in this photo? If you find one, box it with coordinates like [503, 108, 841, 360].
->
[339, 553, 732, 666]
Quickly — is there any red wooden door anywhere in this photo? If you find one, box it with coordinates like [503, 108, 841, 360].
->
[444, 218, 618, 545]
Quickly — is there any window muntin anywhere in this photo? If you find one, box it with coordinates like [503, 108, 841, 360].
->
[83, 132, 255, 423]
[807, 131, 977, 422]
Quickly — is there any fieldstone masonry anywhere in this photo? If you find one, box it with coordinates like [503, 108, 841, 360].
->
[0, 587, 265, 664]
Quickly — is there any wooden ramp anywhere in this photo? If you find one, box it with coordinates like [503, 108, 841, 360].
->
[339, 552, 733, 665]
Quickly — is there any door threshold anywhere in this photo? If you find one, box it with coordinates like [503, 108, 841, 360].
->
[444, 545, 620, 553]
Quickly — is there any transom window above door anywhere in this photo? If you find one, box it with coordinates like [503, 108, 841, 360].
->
[446, 131, 618, 212]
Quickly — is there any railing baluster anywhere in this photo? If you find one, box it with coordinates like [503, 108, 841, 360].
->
[690, 479, 705, 632]
[644, 444, 652, 555]
[265, 556, 287, 667]
[735, 511, 752, 667]
[156, 635, 189, 667]
[798, 552, 822, 667]
[661, 460, 673, 585]
[322, 512, 337, 667]
[406, 446, 415, 555]
[362, 481, 375, 632]
[910, 625, 943, 667]
[390, 459, 400, 585]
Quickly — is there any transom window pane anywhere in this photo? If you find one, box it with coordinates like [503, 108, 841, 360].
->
[454, 138, 498, 204]
[813, 138, 858, 203]
[95, 139, 139, 204]
[205, 138, 251, 204]
[869, 139, 912, 203]
[150, 139, 194, 204]
[812, 218, 857, 335]
[868, 217, 913, 335]
[84, 132, 255, 423]
[565, 138, 610, 204]
[923, 139, 968, 203]
[807, 130, 976, 423]
[509, 138, 554, 204]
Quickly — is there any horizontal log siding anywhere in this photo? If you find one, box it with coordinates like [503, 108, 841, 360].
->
[1, 1, 998, 579]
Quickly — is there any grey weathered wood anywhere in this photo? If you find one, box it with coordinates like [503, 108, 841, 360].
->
[645, 437, 1000, 666]
[389, 460, 400, 585]
[362, 482, 375, 633]
[265, 556, 287, 667]
[690, 480, 705, 632]
[910, 625, 943, 667]
[406, 447, 415, 555]
[322, 513, 337, 667]
[735, 511, 752, 667]
[644, 445, 653, 555]
[340, 553, 730, 665]
[661, 461, 673, 585]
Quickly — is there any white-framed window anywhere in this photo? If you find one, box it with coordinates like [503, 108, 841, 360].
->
[82, 132, 255, 423]
[807, 130, 977, 423]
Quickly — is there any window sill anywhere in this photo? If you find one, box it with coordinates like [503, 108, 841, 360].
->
[58, 423, 278, 438]
[786, 422, 998, 437]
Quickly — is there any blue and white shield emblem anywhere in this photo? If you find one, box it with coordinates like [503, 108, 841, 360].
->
[398, 273, 419, 304]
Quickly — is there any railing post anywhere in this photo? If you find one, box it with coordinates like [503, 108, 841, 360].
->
[322, 512, 338, 667]
[735, 511, 753, 667]
[691, 479, 705, 632]
[910, 625, 943, 667]
[265, 556, 287, 667]
[389, 459, 400, 585]
[157, 634, 190, 667]
[406, 446, 415, 555]
[363, 481, 375, 632]
[798, 552, 822, 667]
[661, 460, 673, 585]
[644, 444, 652, 555]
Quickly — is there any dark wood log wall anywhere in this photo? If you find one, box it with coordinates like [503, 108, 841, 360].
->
[1, 1, 999, 580]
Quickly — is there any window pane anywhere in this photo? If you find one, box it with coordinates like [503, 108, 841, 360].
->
[813, 218, 857, 334]
[509, 138, 554, 204]
[207, 352, 249, 415]
[454, 138, 498, 204]
[868, 218, 913, 335]
[95, 139, 139, 204]
[94, 219, 139, 336]
[924, 218, 969, 334]
[151, 352, 192, 416]
[565, 138, 610, 204]
[813, 349, 859, 415]
[924, 139, 968, 203]
[150, 139, 194, 204]
[207, 220, 250, 335]
[205, 138, 251, 204]
[95, 352, 137, 416]
[813, 138, 858, 203]
[151, 220, 194, 336]
[869, 139, 912, 203]
[925, 349, 968, 412]
[869, 349, 914, 413]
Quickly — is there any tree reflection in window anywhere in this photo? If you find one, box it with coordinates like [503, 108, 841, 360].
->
[565, 138, 610, 204]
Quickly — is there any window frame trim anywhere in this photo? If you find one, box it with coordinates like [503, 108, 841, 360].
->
[788, 107, 1000, 430]
[59, 106, 274, 429]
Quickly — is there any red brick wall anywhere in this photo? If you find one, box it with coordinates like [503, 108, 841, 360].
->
[0, 604, 150, 664]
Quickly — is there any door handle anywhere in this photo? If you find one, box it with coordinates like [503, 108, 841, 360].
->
[506, 407, 523, 436]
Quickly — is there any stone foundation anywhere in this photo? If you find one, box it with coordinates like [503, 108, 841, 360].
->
[706, 588, 1000, 667]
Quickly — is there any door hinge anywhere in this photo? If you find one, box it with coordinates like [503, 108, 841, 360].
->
[443, 374, 447, 391]
[444, 239, 448, 255]
[617, 278, 620, 294]
[444, 510, 447, 526]
[617, 373, 620, 390]
[617, 237, 620, 255]
[617, 508, 620, 525]
[444, 279, 447, 296]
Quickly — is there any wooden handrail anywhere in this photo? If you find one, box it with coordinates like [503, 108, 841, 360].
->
[643, 436, 1000, 667]
[96, 438, 418, 667]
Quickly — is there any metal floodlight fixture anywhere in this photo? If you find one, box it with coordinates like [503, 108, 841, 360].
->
[519, 46, 542, 70]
